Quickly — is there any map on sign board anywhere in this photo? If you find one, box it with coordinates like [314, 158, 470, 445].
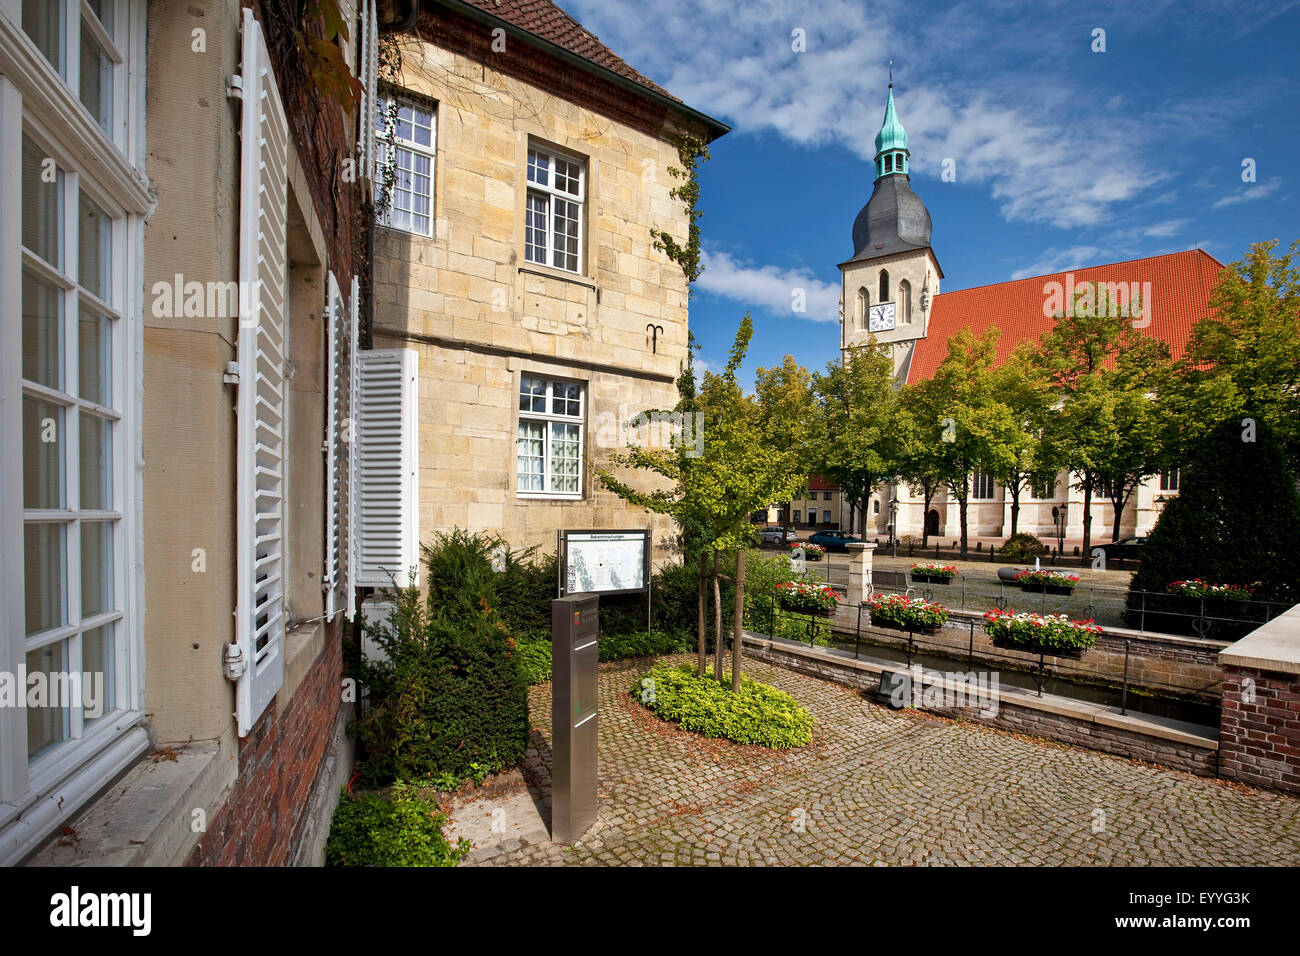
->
[565, 531, 647, 594]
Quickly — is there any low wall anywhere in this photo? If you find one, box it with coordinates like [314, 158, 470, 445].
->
[1219, 605, 1300, 796]
[743, 633, 1219, 779]
[822, 605, 1227, 702]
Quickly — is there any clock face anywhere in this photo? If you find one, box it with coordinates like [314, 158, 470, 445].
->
[869, 302, 896, 332]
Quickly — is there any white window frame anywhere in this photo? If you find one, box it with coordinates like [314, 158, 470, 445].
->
[516, 374, 585, 499]
[1160, 468, 1180, 492]
[374, 91, 435, 237]
[0, 0, 149, 865]
[971, 470, 995, 500]
[524, 144, 585, 275]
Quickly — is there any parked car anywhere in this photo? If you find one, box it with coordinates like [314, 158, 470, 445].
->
[758, 526, 798, 547]
[1095, 536, 1146, 561]
[806, 530, 863, 552]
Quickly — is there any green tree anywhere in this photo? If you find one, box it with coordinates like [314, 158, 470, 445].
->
[923, 328, 1019, 558]
[986, 341, 1058, 538]
[597, 315, 805, 690]
[754, 355, 820, 523]
[812, 342, 903, 535]
[1173, 239, 1300, 470]
[1038, 283, 1170, 561]
[897, 380, 949, 547]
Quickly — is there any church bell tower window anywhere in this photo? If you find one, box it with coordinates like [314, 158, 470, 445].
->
[879, 270, 890, 303]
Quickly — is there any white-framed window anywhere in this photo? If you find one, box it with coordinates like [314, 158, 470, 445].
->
[20, 0, 126, 144]
[2, 0, 148, 862]
[375, 93, 435, 237]
[525, 145, 584, 274]
[516, 375, 584, 497]
[971, 470, 995, 499]
[1160, 468, 1180, 492]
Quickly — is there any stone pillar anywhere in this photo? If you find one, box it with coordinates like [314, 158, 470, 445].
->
[846, 542, 877, 606]
[1218, 605, 1300, 795]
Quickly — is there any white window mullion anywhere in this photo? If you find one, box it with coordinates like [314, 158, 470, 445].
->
[0, 74, 29, 803]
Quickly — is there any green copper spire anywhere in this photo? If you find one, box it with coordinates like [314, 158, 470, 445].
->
[874, 71, 910, 180]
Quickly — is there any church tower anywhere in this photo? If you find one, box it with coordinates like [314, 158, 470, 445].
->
[839, 79, 943, 384]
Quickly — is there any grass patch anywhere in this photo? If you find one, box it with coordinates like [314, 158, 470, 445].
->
[631, 662, 814, 748]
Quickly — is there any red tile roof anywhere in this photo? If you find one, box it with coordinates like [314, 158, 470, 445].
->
[807, 474, 840, 492]
[456, 0, 679, 101]
[906, 249, 1226, 384]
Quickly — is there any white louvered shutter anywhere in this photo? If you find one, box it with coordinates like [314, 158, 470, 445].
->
[235, 7, 288, 736]
[323, 272, 353, 620]
[347, 275, 360, 618]
[358, 0, 379, 184]
[355, 349, 419, 589]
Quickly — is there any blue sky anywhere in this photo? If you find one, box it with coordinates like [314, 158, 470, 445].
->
[565, 0, 1300, 381]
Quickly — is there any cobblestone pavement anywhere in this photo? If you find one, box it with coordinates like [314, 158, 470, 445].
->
[469, 654, 1300, 866]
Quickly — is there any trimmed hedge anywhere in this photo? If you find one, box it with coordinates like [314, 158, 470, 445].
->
[1125, 416, 1300, 635]
[353, 539, 531, 787]
[325, 782, 470, 867]
[516, 629, 692, 685]
[631, 662, 814, 748]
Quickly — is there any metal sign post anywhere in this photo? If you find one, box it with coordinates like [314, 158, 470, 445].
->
[551, 593, 599, 844]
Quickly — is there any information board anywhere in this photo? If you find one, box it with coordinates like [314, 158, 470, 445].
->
[561, 530, 649, 595]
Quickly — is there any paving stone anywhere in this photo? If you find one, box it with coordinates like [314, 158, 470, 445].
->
[474, 654, 1300, 867]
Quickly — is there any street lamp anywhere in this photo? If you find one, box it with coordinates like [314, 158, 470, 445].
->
[1052, 504, 1067, 562]
[889, 499, 899, 558]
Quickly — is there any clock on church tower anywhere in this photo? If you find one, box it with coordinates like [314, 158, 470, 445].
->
[868, 302, 895, 332]
[838, 76, 944, 382]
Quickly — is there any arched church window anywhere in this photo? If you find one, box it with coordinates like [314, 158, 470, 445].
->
[857, 287, 868, 329]
[884, 154, 892, 173]
[879, 270, 889, 303]
[899, 279, 911, 324]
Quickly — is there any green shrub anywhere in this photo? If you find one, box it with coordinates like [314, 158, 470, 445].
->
[1126, 415, 1300, 635]
[353, 585, 530, 787]
[516, 638, 553, 685]
[325, 781, 471, 867]
[999, 532, 1049, 563]
[600, 629, 692, 661]
[423, 528, 502, 621]
[515, 629, 692, 685]
[631, 662, 814, 748]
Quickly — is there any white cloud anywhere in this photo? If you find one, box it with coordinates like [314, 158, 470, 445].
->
[1211, 180, 1281, 209]
[696, 249, 840, 322]
[564, 0, 1195, 229]
[1010, 246, 1104, 281]
[1142, 219, 1190, 238]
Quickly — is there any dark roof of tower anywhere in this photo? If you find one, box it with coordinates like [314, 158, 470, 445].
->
[846, 174, 933, 264]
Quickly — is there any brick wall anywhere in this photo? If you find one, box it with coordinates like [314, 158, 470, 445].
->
[1220, 665, 1300, 795]
[186, 622, 345, 866]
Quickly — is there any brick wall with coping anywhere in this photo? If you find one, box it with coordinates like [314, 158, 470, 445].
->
[186, 622, 345, 866]
[744, 636, 1219, 779]
[1220, 666, 1300, 795]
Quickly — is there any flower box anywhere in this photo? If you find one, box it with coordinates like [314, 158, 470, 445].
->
[866, 594, 949, 631]
[1165, 579, 1253, 601]
[776, 580, 839, 615]
[791, 542, 826, 561]
[1013, 569, 1079, 594]
[910, 563, 957, 585]
[983, 609, 1100, 658]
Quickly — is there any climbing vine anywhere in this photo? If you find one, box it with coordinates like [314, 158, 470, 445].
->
[651, 131, 710, 295]
[372, 31, 404, 220]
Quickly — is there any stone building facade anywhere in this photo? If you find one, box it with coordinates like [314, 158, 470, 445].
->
[370, 0, 726, 566]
